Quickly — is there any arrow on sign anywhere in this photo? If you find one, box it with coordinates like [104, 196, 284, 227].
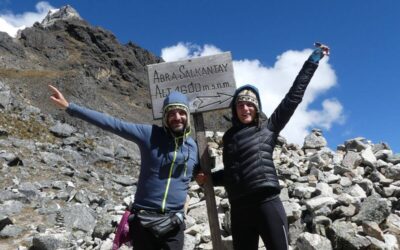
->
[193, 92, 233, 109]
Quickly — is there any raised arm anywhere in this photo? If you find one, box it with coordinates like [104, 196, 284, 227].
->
[48, 85, 150, 144]
[267, 44, 330, 133]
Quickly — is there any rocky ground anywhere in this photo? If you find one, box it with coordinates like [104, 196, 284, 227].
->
[1, 78, 400, 249]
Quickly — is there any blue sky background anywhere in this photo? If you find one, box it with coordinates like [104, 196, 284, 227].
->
[1, 0, 399, 153]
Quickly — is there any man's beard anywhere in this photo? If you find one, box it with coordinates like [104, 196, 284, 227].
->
[170, 126, 185, 135]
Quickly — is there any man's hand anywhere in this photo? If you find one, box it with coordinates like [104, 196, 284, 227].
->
[195, 170, 207, 186]
[49, 85, 69, 110]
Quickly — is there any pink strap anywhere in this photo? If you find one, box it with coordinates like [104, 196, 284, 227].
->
[112, 210, 132, 250]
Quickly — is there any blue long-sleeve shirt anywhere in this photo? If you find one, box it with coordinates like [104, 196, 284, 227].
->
[67, 103, 199, 212]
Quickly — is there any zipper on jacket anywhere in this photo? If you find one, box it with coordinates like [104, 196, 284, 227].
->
[161, 137, 178, 213]
[183, 162, 188, 177]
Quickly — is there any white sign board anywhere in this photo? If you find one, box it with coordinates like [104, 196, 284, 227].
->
[147, 52, 236, 119]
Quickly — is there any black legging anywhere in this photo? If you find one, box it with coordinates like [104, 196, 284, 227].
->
[129, 215, 185, 250]
[230, 196, 289, 250]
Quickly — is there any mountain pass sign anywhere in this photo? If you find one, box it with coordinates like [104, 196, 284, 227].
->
[147, 52, 237, 119]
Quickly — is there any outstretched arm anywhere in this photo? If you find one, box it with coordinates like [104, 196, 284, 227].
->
[49, 85, 69, 109]
[267, 43, 330, 133]
[48, 84, 150, 144]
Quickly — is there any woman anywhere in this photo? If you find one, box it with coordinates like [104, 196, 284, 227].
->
[198, 44, 329, 250]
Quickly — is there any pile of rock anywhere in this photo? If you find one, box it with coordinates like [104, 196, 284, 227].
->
[1, 79, 399, 249]
[193, 129, 400, 250]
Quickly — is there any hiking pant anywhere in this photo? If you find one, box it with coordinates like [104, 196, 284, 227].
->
[128, 215, 185, 250]
[230, 196, 289, 250]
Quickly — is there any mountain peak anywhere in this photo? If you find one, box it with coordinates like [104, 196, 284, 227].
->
[41, 5, 82, 27]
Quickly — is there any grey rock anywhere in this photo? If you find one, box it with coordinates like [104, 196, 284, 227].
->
[361, 146, 377, 167]
[0, 151, 16, 162]
[342, 151, 362, 169]
[112, 175, 136, 186]
[289, 219, 306, 246]
[282, 201, 302, 223]
[362, 221, 384, 241]
[296, 232, 332, 250]
[304, 196, 337, 212]
[375, 149, 392, 161]
[327, 220, 371, 250]
[51, 181, 69, 190]
[49, 122, 77, 138]
[292, 184, 317, 199]
[372, 142, 391, 153]
[60, 147, 85, 166]
[387, 153, 400, 164]
[340, 176, 353, 187]
[357, 179, 374, 196]
[333, 164, 353, 175]
[332, 204, 357, 218]
[40, 152, 67, 167]
[347, 184, 367, 199]
[312, 216, 331, 237]
[62, 204, 96, 233]
[307, 151, 332, 170]
[95, 145, 114, 158]
[383, 234, 399, 250]
[365, 236, 386, 250]
[0, 224, 23, 238]
[18, 182, 41, 199]
[0, 81, 12, 110]
[0, 190, 28, 203]
[385, 164, 400, 180]
[74, 189, 90, 204]
[187, 201, 208, 224]
[352, 194, 390, 224]
[92, 216, 114, 240]
[385, 214, 400, 237]
[21, 105, 41, 118]
[0, 200, 24, 217]
[62, 136, 81, 145]
[303, 129, 327, 149]
[32, 232, 73, 250]
[114, 144, 131, 159]
[41, 5, 82, 27]
[184, 234, 197, 250]
[345, 137, 369, 152]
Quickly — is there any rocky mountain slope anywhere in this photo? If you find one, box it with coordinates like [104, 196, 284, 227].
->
[0, 5, 162, 133]
[0, 5, 399, 250]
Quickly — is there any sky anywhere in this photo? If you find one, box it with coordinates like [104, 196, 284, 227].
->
[1, 0, 399, 153]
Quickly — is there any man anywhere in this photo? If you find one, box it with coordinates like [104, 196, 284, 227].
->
[49, 85, 199, 250]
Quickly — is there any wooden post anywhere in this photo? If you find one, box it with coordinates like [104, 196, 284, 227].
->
[193, 112, 224, 250]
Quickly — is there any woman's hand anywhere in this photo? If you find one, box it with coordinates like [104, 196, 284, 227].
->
[309, 42, 330, 63]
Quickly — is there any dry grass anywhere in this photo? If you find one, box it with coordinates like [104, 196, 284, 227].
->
[0, 68, 68, 79]
[0, 112, 56, 143]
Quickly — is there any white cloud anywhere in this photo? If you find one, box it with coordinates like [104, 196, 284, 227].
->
[161, 43, 222, 62]
[0, 1, 56, 37]
[161, 42, 345, 145]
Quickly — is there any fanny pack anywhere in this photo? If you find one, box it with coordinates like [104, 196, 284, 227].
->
[137, 210, 184, 238]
